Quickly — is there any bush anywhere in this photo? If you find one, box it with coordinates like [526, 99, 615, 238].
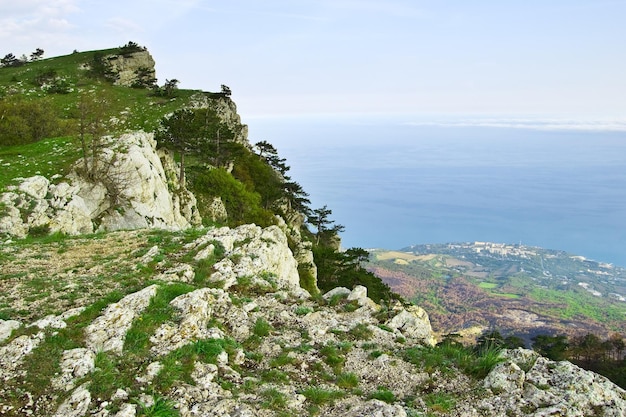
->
[187, 166, 275, 227]
[0, 97, 61, 145]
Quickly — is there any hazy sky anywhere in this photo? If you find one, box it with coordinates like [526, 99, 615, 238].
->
[2, 0, 626, 118]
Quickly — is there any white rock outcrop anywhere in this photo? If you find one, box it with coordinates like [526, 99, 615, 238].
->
[85, 285, 158, 354]
[190, 224, 306, 296]
[0, 131, 200, 238]
[106, 50, 156, 87]
[480, 348, 626, 416]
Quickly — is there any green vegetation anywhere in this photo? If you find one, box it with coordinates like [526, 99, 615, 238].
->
[403, 338, 505, 379]
[369, 387, 396, 403]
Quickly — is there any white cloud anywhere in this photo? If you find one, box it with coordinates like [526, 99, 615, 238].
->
[403, 118, 626, 132]
[0, 0, 80, 54]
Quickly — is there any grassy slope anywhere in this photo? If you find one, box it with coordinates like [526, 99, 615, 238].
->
[0, 48, 203, 192]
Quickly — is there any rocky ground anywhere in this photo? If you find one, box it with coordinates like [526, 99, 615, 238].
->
[1, 224, 625, 417]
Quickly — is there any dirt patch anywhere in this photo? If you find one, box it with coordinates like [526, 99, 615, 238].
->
[0, 231, 150, 321]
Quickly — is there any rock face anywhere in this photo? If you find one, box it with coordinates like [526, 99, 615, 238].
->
[106, 50, 156, 87]
[189, 93, 248, 143]
[480, 348, 626, 416]
[0, 131, 200, 238]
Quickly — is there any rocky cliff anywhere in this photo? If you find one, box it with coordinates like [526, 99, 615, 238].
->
[0, 131, 200, 238]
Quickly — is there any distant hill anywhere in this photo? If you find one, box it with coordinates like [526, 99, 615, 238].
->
[368, 242, 626, 343]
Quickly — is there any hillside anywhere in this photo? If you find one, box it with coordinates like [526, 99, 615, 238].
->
[368, 243, 626, 342]
[1, 46, 626, 416]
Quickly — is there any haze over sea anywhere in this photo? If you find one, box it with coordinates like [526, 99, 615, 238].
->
[250, 115, 626, 268]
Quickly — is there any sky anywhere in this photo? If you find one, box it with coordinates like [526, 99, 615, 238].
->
[1, 0, 626, 118]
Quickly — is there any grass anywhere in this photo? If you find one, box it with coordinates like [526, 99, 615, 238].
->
[0, 136, 80, 192]
[138, 395, 180, 417]
[335, 372, 359, 389]
[301, 386, 343, 406]
[260, 388, 288, 410]
[369, 387, 396, 403]
[252, 317, 273, 337]
[403, 342, 505, 379]
[423, 392, 456, 413]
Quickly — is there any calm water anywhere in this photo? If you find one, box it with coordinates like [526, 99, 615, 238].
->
[248, 116, 626, 267]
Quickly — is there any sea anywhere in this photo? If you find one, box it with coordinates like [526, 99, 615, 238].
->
[247, 115, 626, 268]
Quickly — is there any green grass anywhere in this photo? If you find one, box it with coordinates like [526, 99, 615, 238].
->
[335, 372, 359, 389]
[301, 386, 344, 405]
[478, 282, 498, 289]
[252, 317, 273, 337]
[260, 388, 288, 410]
[403, 342, 504, 379]
[0, 136, 79, 192]
[423, 392, 456, 413]
[369, 387, 396, 403]
[138, 395, 180, 417]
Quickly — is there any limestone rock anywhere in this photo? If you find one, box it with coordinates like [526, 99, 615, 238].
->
[189, 93, 248, 143]
[52, 348, 96, 391]
[18, 175, 49, 199]
[113, 403, 136, 417]
[150, 288, 229, 356]
[0, 131, 200, 238]
[386, 305, 436, 346]
[342, 399, 408, 417]
[107, 50, 156, 87]
[480, 349, 626, 416]
[85, 285, 158, 354]
[0, 319, 20, 342]
[0, 332, 44, 381]
[192, 224, 306, 296]
[53, 384, 91, 417]
[30, 307, 85, 330]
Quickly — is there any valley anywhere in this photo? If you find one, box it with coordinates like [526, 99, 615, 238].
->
[368, 242, 626, 343]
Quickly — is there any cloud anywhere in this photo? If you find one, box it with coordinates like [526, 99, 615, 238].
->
[403, 118, 626, 132]
[0, 0, 80, 54]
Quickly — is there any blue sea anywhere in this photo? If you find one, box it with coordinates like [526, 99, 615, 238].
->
[248, 115, 626, 267]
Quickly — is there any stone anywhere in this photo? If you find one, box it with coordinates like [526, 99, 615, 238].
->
[107, 50, 156, 87]
[0, 319, 20, 342]
[323, 287, 351, 300]
[85, 285, 158, 354]
[112, 403, 136, 417]
[0, 131, 200, 238]
[53, 384, 91, 417]
[150, 288, 229, 356]
[52, 348, 96, 391]
[18, 175, 49, 199]
[385, 305, 436, 346]
[483, 362, 525, 393]
[0, 332, 44, 380]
